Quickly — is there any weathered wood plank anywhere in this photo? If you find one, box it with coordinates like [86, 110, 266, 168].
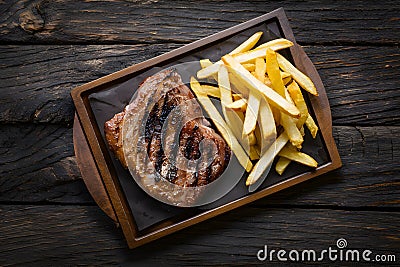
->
[1, 125, 399, 208]
[0, 124, 92, 204]
[0, 44, 181, 125]
[0, 45, 398, 125]
[0, 0, 399, 45]
[0, 205, 398, 265]
[304, 46, 400, 126]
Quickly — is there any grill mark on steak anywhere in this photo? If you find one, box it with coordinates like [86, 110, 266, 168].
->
[148, 132, 162, 182]
[162, 89, 189, 184]
[148, 84, 195, 183]
[147, 77, 184, 182]
[145, 102, 158, 144]
[134, 71, 174, 178]
[185, 121, 203, 187]
[153, 96, 168, 178]
[156, 90, 175, 180]
[174, 121, 190, 187]
[144, 72, 180, 177]
[162, 84, 203, 186]
[154, 86, 182, 180]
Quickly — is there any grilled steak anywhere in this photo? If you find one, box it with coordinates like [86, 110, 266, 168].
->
[104, 69, 230, 204]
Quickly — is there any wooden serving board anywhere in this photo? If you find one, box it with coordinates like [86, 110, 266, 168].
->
[73, 114, 117, 222]
[71, 8, 341, 249]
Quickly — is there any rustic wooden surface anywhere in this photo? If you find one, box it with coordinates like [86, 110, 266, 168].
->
[0, 0, 399, 265]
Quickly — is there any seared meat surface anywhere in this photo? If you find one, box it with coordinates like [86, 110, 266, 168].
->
[104, 111, 127, 168]
[104, 69, 230, 190]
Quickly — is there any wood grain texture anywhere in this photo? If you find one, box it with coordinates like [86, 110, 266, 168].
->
[304, 46, 400, 126]
[0, 205, 398, 266]
[0, 124, 92, 204]
[0, 0, 399, 45]
[0, 45, 398, 125]
[1, 125, 399, 208]
[0, 44, 181, 125]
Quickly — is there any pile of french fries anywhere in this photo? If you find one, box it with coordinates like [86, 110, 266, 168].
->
[190, 32, 319, 186]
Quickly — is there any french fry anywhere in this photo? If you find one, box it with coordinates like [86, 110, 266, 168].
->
[226, 98, 247, 111]
[305, 114, 319, 138]
[219, 66, 256, 155]
[287, 81, 309, 128]
[201, 85, 220, 98]
[300, 126, 305, 136]
[200, 59, 213, 69]
[246, 132, 289, 185]
[201, 88, 245, 106]
[254, 122, 262, 148]
[249, 132, 257, 146]
[218, 65, 234, 106]
[228, 72, 250, 98]
[255, 58, 266, 82]
[218, 65, 251, 152]
[254, 38, 294, 51]
[266, 48, 303, 149]
[282, 87, 304, 149]
[231, 108, 256, 147]
[242, 91, 260, 135]
[221, 55, 300, 118]
[197, 61, 222, 80]
[276, 53, 318, 96]
[283, 76, 293, 86]
[230, 31, 263, 55]
[275, 156, 291, 175]
[278, 144, 318, 168]
[198, 38, 293, 79]
[284, 86, 295, 104]
[275, 81, 313, 174]
[223, 90, 256, 147]
[249, 145, 260, 160]
[254, 56, 277, 152]
[280, 113, 303, 149]
[266, 48, 286, 97]
[197, 32, 263, 79]
[281, 71, 291, 79]
[264, 76, 273, 87]
[242, 63, 255, 72]
[232, 39, 293, 64]
[233, 93, 243, 101]
[200, 59, 218, 81]
[258, 97, 277, 153]
[242, 57, 267, 137]
[190, 77, 253, 172]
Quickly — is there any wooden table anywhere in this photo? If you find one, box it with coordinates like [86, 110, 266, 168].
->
[1, 1, 399, 265]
